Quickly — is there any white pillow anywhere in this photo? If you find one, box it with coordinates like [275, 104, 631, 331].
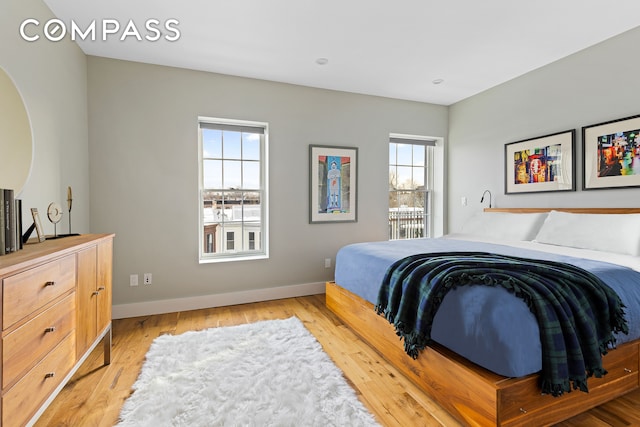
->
[460, 212, 548, 241]
[533, 210, 640, 256]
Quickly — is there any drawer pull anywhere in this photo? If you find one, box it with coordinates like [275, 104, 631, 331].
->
[98, 286, 105, 291]
[44, 372, 55, 379]
[624, 368, 632, 373]
[92, 291, 100, 296]
[44, 326, 56, 333]
[44, 281, 56, 287]
[519, 408, 527, 414]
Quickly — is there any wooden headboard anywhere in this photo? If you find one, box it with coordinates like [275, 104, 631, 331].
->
[485, 207, 640, 214]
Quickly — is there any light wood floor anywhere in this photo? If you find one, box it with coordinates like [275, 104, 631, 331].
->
[36, 294, 640, 426]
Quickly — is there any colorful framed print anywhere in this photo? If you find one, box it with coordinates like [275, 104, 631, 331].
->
[504, 130, 575, 194]
[582, 114, 640, 190]
[309, 145, 358, 223]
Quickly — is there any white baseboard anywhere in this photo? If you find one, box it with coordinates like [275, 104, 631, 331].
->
[112, 282, 326, 319]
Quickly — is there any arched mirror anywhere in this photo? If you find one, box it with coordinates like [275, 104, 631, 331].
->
[0, 66, 33, 195]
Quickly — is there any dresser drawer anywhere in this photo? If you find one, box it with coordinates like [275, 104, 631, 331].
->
[2, 254, 76, 330]
[2, 334, 75, 427]
[2, 293, 75, 389]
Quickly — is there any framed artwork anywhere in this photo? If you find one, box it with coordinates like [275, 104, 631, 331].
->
[31, 208, 46, 242]
[504, 130, 575, 194]
[582, 114, 640, 190]
[309, 145, 358, 223]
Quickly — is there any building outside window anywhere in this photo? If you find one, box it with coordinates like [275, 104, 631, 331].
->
[389, 135, 435, 240]
[198, 118, 268, 262]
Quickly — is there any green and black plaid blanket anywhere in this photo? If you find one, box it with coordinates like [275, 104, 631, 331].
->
[375, 251, 628, 396]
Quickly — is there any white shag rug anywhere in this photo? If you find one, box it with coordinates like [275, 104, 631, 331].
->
[116, 317, 380, 427]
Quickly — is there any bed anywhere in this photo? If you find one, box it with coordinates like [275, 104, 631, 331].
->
[326, 208, 640, 426]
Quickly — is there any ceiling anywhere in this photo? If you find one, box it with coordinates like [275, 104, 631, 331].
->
[43, 0, 640, 106]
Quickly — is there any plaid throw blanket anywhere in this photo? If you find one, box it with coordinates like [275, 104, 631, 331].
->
[375, 251, 628, 396]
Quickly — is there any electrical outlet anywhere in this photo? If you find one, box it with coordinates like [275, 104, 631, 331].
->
[130, 274, 139, 287]
[143, 273, 152, 285]
[324, 258, 331, 268]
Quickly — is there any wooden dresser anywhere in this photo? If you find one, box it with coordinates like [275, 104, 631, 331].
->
[0, 234, 114, 427]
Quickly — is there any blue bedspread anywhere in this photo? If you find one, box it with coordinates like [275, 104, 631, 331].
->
[334, 238, 640, 377]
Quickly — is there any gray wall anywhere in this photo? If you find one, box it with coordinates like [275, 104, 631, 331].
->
[9, 0, 638, 311]
[448, 26, 640, 232]
[87, 57, 448, 305]
[0, 0, 90, 236]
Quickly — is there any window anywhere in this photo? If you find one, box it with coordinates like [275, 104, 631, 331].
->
[226, 231, 235, 251]
[198, 118, 268, 262]
[389, 135, 435, 240]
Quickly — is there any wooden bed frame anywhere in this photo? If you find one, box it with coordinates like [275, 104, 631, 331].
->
[326, 208, 640, 426]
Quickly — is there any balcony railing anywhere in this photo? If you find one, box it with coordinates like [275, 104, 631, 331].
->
[389, 209, 428, 240]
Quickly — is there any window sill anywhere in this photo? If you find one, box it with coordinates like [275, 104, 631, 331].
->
[199, 253, 269, 264]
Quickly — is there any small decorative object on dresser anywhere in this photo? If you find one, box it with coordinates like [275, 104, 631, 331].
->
[47, 202, 63, 238]
[49, 187, 80, 239]
[31, 207, 46, 243]
[67, 186, 73, 234]
[0, 234, 114, 427]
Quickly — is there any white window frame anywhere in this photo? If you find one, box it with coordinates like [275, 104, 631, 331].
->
[389, 133, 439, 240]
[198, 117, 269, 263]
